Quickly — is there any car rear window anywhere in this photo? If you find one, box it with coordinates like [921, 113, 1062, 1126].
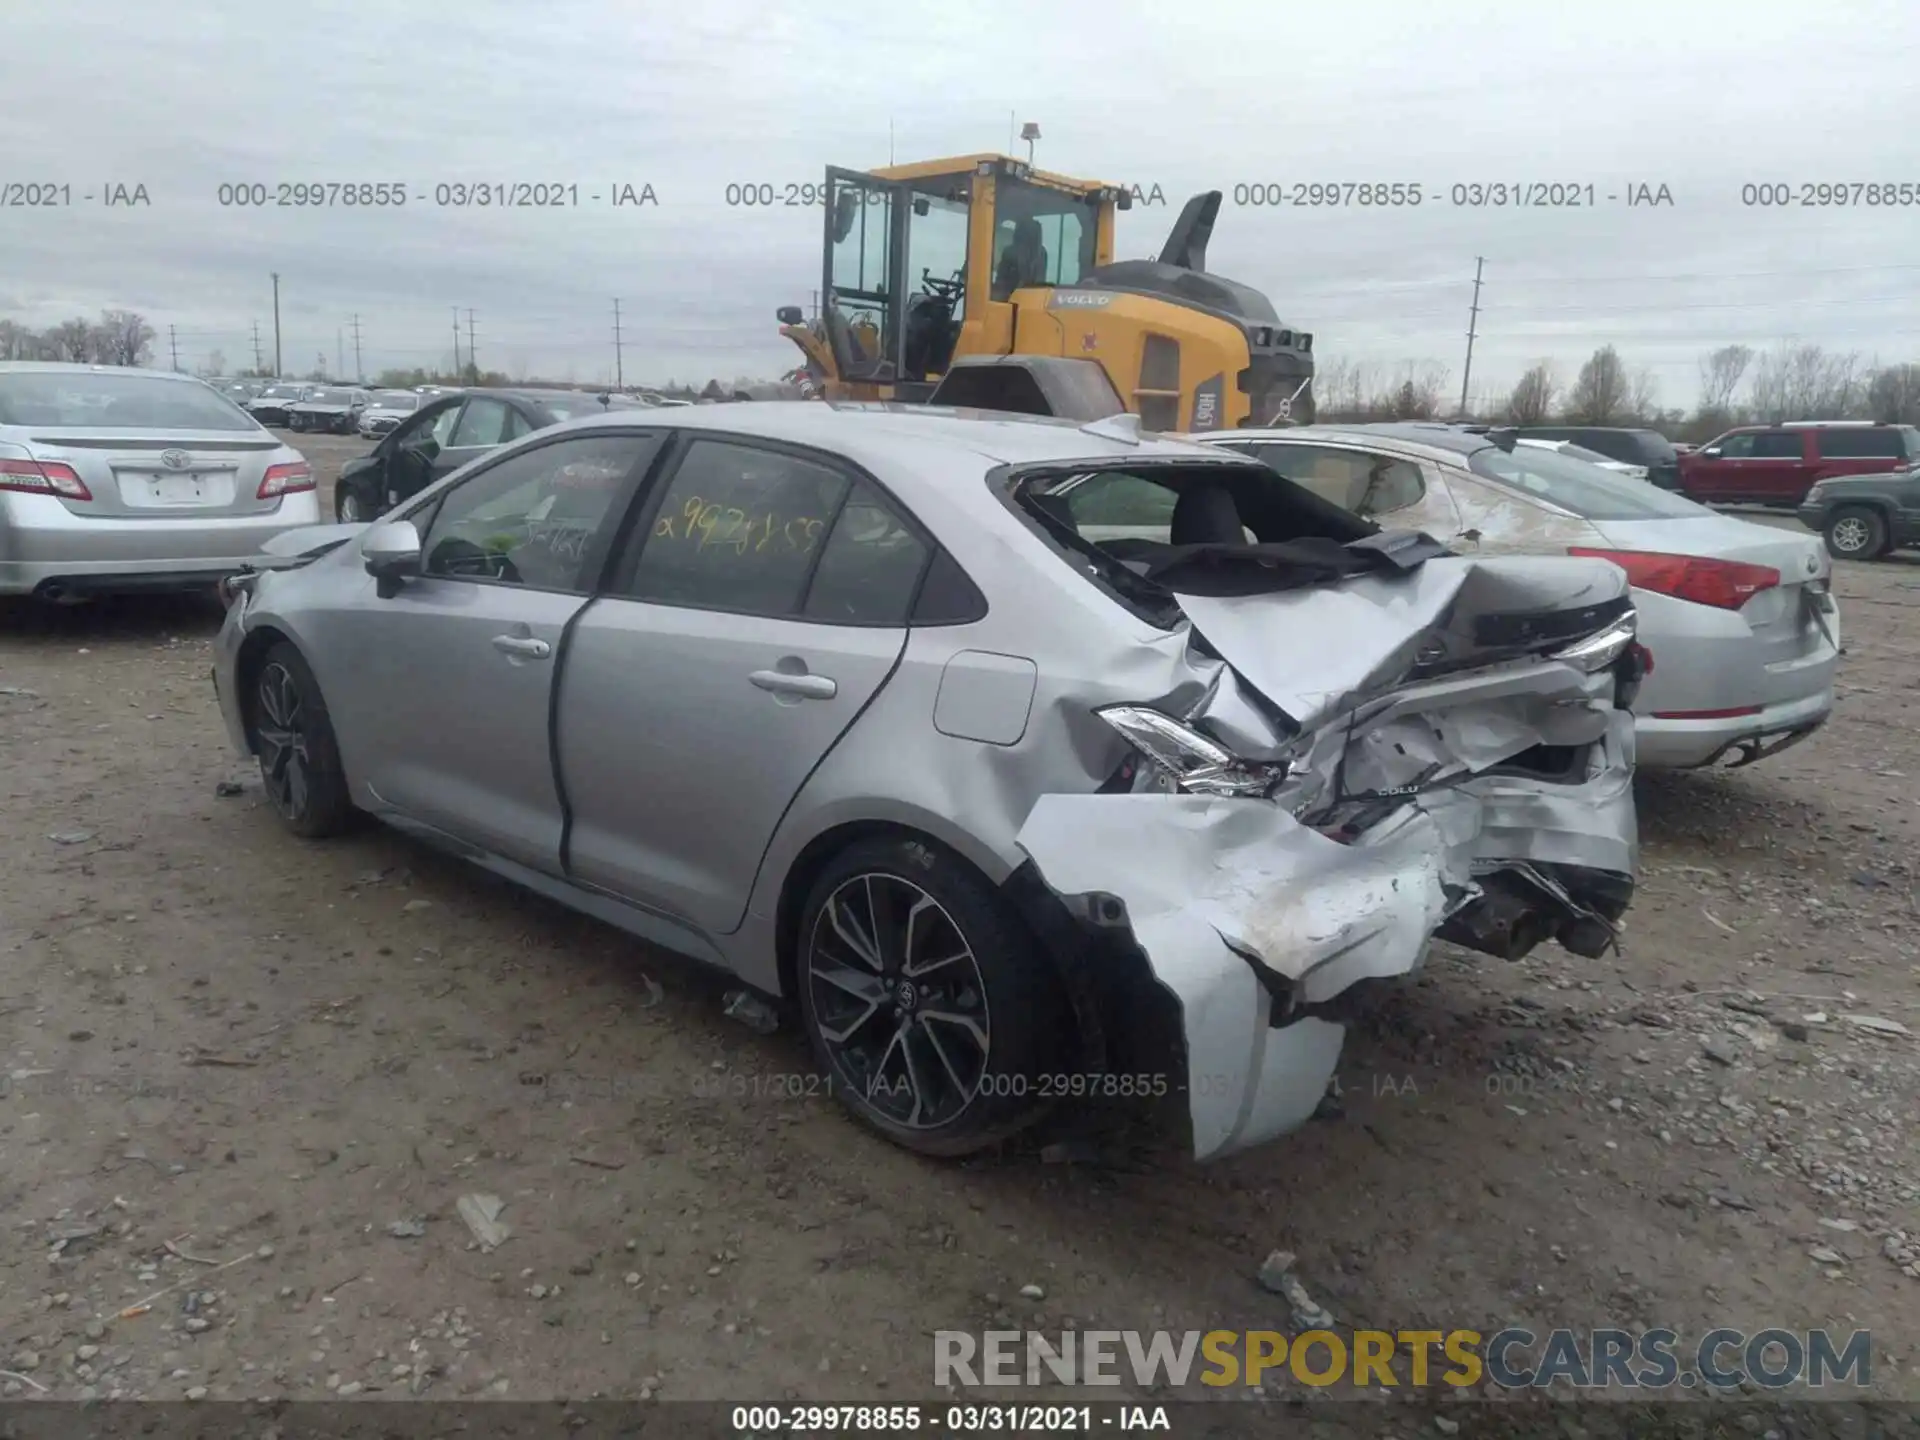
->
[536, 395, 609, 421]
[0, 372, 260, 430]
[1468, 445, 1708, 520]
[1813, 427, 1906, 458]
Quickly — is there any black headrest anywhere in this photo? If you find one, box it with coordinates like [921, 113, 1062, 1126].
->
[1170, 484, 1245, 546]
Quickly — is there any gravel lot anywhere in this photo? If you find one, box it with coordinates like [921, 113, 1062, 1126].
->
[2, 427, 1916, 1410]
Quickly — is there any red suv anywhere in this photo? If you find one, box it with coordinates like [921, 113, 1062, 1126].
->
[1678, 421, 1920, 505]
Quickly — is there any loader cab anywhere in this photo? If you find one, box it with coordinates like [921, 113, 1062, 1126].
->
[811, 155, 1123, 398]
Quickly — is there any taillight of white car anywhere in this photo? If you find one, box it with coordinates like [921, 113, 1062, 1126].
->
[257, 461, 315, 499]
[0, 456, 93, 500]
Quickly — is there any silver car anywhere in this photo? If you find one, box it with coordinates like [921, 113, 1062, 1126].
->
[357, 390, 422, 438]
[0, 363, 320, 599]
[211, 404, 1640, 1161]
[1191, 424, 1840, 769]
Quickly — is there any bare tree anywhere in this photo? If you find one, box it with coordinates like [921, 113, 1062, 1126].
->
[1697, 344, 1752, 414]
[1866, 362, 1920, 425]
[1505, 361, 1558, 425]
[1626, 367, 1660, 423]
[93, 309, 154, 366]
[1564, 346, 1630, 424]
[201, 349, 227, 377]
[0, 320, 38, 360]
[1748, 344, 1862, 421]
[47, 318, 94, 363]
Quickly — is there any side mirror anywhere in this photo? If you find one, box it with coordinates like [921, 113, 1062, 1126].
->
[776, 305, 804, 326]
[363, 520, 421, 597]
[1701, 446, 1721, 458]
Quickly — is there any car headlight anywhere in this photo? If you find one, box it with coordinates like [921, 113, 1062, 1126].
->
[1549, 612, 1637, 672]
[1095, 705, 1291, 797]
[1804, 483, 1827, 503]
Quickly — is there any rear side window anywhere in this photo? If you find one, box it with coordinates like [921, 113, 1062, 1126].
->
[1064, 472, 1180, 539]
[1813, 427, 1904, 458]
[620, 439, 932, 625]
[1751, 431, 1805, 459]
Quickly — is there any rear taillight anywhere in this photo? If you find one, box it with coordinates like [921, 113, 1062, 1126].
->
[258, 461, 314, 499]
[1569, 548, 1779, 610]
[0, 458, 92, 500]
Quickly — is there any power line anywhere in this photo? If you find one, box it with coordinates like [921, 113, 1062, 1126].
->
[612, 299, 625, 388]
[168, 324, 180, 372]
[466, 308, 477, 377]
[270, 273, 282, 377]
[350, 314, 363, 382]
[1457, 256, 1483, 417]
[452, 306, 462, 374]
[250, 320, 263, 373]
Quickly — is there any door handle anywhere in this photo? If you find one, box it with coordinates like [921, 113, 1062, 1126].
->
[492, 634, 552, 659]
[750, 669, 837, 700]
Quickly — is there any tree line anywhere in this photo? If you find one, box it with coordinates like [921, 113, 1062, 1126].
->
[1315, 344, 1920, 442]
[0, 312, 158, 368]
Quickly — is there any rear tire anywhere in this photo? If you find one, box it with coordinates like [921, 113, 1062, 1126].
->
[252, 641, 353, 838]
[795, 835, 1067, 1157]
[1825, 505, 1889, 561]
[336, 488, 366, 523]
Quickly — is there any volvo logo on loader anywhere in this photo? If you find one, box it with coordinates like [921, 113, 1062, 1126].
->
[1050, 292, 1115, 310]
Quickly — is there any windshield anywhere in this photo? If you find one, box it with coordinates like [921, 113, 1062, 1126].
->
[0, 372, 261, 430]
[308, 389, 355, 404]
[259, 385, 302, 398]
[1628, 429, 1679, 464]
[372, 392, 417, 409]
[1469, 444, 1708, 520]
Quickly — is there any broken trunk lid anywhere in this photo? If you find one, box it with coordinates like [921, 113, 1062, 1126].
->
[1169, 553, 1631, 731]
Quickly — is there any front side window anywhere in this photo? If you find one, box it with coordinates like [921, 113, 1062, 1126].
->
[420, 433, 657, 591]
[1713, 432, 1757, 458]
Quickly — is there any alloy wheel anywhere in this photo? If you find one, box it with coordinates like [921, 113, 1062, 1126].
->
[1830, 515, 1872, 555]
[806, 873, 991, 1130]
[255, 662, 312, 821]
[339, 492, 363, 522]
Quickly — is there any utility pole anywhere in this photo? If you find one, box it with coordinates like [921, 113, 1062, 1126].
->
[612, 299, 624, 388]
[452, 307, 462, 378]
[1458, 256, 1484, 418]
[250, 321, 263, 374]
[271, 273, 283, 377]
[465, 309, 477, 379]
[349, 314, 363, 382]
[168, 324, 180, 371]
[336, 328, 344, 380]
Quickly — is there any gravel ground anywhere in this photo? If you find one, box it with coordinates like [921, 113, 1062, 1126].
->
[1, 429, 1916, 1410]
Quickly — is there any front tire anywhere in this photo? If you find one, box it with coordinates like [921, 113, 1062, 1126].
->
[1825, 505, 1889, 560]
[252, 642, 353, 838]
[796, 836, 1066, 1157]
[336, 487, 366, 523]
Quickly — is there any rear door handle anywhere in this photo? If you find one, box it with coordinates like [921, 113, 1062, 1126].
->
[750, 669, 837, 700]
[492, 635, 552, 659]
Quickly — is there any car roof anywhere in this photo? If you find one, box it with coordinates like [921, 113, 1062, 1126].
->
[522, 401, 1246, 472]
[1197, 422, 1489, 463]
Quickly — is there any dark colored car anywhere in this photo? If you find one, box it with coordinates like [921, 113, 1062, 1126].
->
[1679, 422, 1920, 506]
[1797, 465, 1920, 560]
[332, 388, 633, 522]
[286, 387, 370, 434]
[1513, 427, 1681, 491]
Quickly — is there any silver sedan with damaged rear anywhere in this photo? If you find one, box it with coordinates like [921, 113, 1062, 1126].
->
[211, 403, 1641, 1162]
[1192, 423, 1840, 770]
[0, 363, 319, 600]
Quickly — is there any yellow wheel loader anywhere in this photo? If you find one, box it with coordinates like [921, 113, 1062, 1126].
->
[777, 154, 1315, 429]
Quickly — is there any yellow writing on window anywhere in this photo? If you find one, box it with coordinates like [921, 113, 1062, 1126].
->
[652, 496, 825, 557]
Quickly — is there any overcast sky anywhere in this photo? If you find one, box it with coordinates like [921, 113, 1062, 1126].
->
[7, 0, 1919, 406]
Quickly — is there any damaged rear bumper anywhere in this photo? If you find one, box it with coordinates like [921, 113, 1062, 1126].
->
[1012, 707, 1635, 1162]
